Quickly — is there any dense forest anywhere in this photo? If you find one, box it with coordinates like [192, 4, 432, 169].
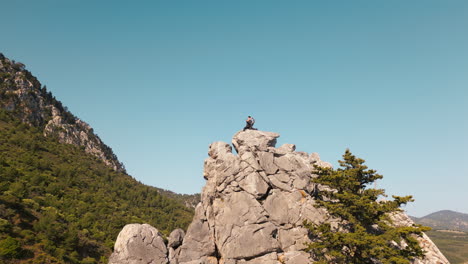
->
[0, 109, 194, 263]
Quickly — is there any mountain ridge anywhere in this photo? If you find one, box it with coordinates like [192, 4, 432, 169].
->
[411, 210, 468, 232]
[0, 52, 125, 172]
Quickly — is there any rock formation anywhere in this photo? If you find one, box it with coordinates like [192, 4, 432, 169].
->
[0, 54, 125, 172]
[391, 213, 449, 264]
[109, 130, 449, 264]
[109, 224, 168, 264]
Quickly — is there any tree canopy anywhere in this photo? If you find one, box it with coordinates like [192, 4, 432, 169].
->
[306, 149, 430, 264]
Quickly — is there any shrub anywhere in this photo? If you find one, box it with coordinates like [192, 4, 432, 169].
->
[0, 236, 22, 259]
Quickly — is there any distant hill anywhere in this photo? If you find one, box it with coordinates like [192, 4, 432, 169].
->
[0, 53, 195, 263]
[411, 210, 468, 263]
[411, 210, 468, 232]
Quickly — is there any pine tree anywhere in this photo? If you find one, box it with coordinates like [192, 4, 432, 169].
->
[306, 149, 430, 264]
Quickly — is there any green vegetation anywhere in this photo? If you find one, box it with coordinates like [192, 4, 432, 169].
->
[306, 149, 430, 264]
[0, 54, 124, 172]
[0, 110, 194, 263]
[0, 54, 72, 125]
[155, 188, 200, 209]
[425, 230, 468, 264]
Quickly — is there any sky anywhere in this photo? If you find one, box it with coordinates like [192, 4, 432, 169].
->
[2, 0, 467, 217]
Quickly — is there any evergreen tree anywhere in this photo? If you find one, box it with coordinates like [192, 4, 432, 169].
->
[306, 149, 430, 264]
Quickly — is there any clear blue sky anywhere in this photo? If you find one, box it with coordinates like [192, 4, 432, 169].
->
[2, 0, 467, 217]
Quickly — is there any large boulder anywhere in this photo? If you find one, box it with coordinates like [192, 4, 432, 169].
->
[232, 130, 279, 154]
[109, 224, 168, 264]
[168, 229, 185, 248]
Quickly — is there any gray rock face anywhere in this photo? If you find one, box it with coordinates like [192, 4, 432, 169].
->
[237, 172, 269, 198]
[43, 106, 125, 172]
[168, 229, 185, 248]
[109, 130, 449, 264]
[177, 204, 216, 263]
[109, 224, 168, 264]
[175, 130, 328, 263]
[232, 130, 279, 153]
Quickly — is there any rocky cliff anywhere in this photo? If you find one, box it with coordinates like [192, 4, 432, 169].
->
[109, 130, 449, 264]
[0, 53, 125, 172]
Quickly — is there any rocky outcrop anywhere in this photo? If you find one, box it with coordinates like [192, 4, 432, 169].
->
[0, 53, 125, 172]
[173, 130, 332, 264]
[391, 213, 450, 264]
[109, 224, 168, 264]
[109, 130, 449, 264]
[43, 105, 124, 172]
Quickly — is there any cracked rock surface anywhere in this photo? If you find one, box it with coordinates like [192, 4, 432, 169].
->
[109, 130, 449, 264]
[109, 224, 168, 264]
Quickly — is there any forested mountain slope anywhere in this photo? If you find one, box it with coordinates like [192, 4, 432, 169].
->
[0, 53, 195, 264]
[0, 110, 194, 263]
[0, 53, 124, 172]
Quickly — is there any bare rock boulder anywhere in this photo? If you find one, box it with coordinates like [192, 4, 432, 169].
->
[168, 228, 185, 249]
[109, 224, 168, 264]
[232, 130, 279, 153]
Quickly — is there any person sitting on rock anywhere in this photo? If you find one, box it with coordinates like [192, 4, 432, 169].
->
[243, 116, 255, 131]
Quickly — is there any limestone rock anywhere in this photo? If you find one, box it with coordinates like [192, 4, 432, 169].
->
[391, 212, 450, 264]
[212, 191, 271, 258]
[278, 227, 310, 251]
[257, 152, 278, 175]
[292, 176, 309, 190]
[238, 252, 278, 263]
[177, 205, 216, 263]
[279, 251, 311, 264]
[169, 247, 180, 264]
[266, 171, 291, 191]
[220, 223, 280, 259]
[178, 256, 218, 264]
[276, 144, 296, 155]
[232, 130, 279, 153]
[108, 224, 168, 264]
[309, 152, 320, 163]
[208, 142, 233, 160]
[168, 229, 185, 248]
[239, 151, 261, 171]
[274, 155, 294, 171]
[238, 172, 269, 198]
[110, 129, 449, 264]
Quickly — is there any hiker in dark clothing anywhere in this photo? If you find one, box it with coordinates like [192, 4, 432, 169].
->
[243, 116, 255, 131]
